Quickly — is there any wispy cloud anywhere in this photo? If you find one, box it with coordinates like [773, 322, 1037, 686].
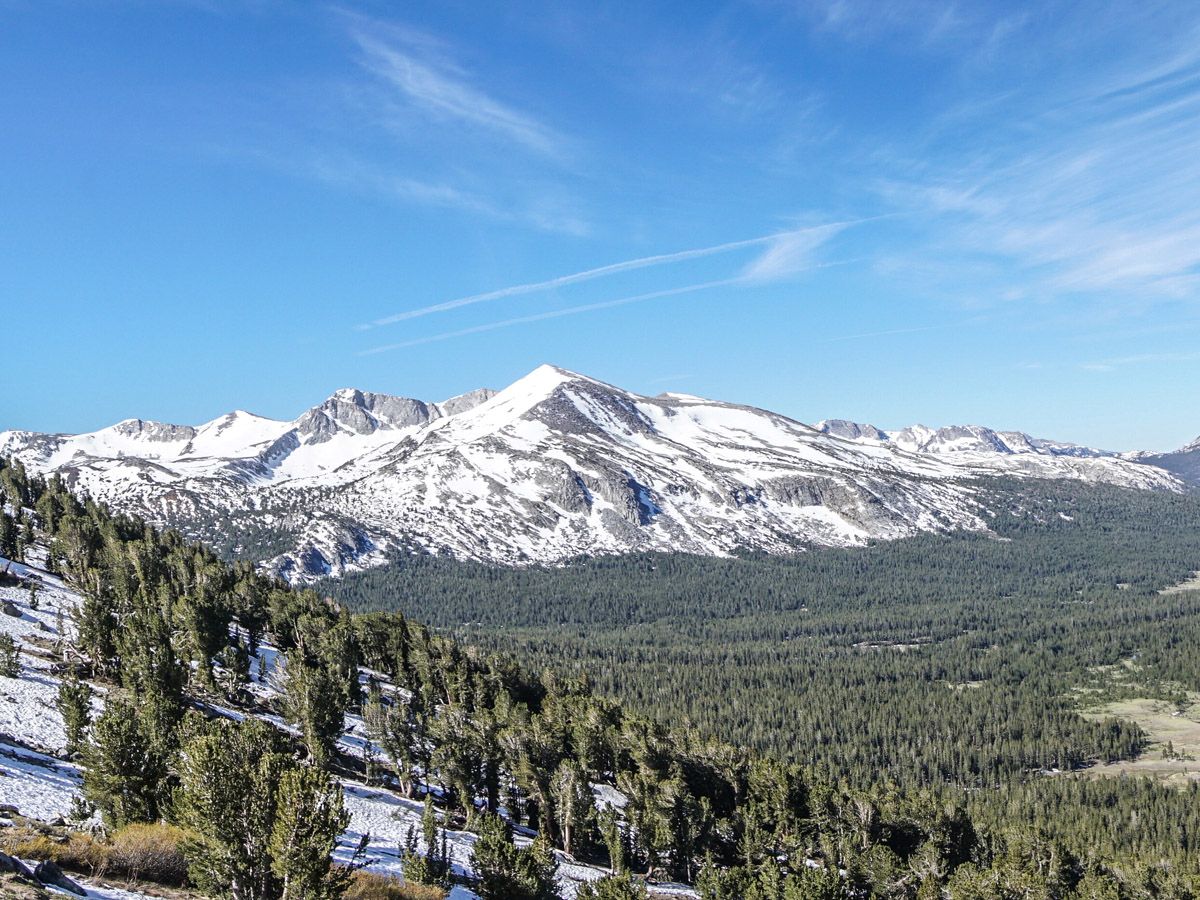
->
[820, 321, 969, 343]
[878, 10, 1200, 308]
[795, 0, 1026, 53]
[361, 218, 862, 329]
[348, 22, 567, 159]
[302, 153, 500, 217]
[740, 222, 851, 281]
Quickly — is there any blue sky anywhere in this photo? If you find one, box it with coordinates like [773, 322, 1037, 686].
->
[3, 1, 1199, 451]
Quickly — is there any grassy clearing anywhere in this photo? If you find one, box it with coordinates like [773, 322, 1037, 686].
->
[1159, 572, 1200, 595]
[1078, 696, 1200, 785]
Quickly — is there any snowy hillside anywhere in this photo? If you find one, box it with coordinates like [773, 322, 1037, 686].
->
[0, 552, 692, 900]
[1, 365, 1183, 580]
[1130, 435, 1200, 487]
[816, 419, 1117, 459]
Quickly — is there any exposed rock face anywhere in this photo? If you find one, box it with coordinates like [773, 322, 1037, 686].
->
[817, 419, 888, 442]
[112, 419, 198, 442]
[0, 365, 1185, 580]
[436, 388, 498, 417]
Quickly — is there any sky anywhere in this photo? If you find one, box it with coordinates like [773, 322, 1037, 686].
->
[2, 1, 1199, 451]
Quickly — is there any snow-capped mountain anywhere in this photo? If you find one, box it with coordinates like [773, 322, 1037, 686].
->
[1130, 435, 1200, 487]
[814, 420, 1115, 459]
[0, 365, 1185, 580]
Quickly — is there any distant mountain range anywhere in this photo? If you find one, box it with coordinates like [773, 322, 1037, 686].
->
[1, 365, 1193, 580]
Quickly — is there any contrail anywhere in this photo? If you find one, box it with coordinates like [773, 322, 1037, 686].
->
[359, 278, 742, 354]
[359, 218, 874, 329]
[359, 257, 852, 355]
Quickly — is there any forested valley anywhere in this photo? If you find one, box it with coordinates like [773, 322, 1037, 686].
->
[328, 480, 1200, 892]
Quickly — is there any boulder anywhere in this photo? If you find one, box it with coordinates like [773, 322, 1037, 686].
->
[34, 860, 86, 896]
[0, 850, 37, 880]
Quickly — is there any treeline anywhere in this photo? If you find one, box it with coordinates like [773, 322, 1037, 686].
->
[5, 457, 1200, 897]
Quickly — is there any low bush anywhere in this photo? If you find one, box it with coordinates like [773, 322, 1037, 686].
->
[0, 829, 106, 874]
[344, 869, 448, 900]
[107, 823, 190, 886]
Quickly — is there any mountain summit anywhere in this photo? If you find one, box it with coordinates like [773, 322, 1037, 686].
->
[0, 365, 1184, 579]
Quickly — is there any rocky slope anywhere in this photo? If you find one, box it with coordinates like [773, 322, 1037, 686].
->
[1131, 436, 1200, 487]
[0, 365, 1184, 580]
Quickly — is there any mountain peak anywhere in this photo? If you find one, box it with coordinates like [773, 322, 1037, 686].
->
[501, 364, 597, 401]
[298, 389, 437, 441]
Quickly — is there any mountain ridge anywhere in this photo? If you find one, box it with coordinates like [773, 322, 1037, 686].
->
[0, 364, 1188, 580]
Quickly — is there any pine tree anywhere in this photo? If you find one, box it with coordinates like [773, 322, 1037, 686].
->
[118, 607, 187, 749]
[471, 812, 560, 900]
[0, 510, 18, 560]
[179, 576, 233, 688]
[552, 759, 597, 858]
[599, 805, 629, 875]
[577, 874, 649, 900]
[0, 633, 19, 678]
[175, 718, 290, 900]
[268, 765, 352, 900]
[282, 649, 346, 770]
[216, 639, 250, 701]
[402, 797, 452, 888]
[73, 582, 118, 675]
[56, 670, 93, 753]
[83, 700, 168, 827]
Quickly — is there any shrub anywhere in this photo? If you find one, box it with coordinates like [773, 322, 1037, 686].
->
[344, 869, 448, 900]
[0, 823, 191, 888]
[0, 829, 106, 874]
[108, 823, 190, 886]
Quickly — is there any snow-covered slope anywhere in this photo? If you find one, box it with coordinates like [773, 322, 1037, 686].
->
[1131, 435, 1200, 487]
[1, 366, 1183, 580]
[0, 554, 689, 899]
[815, 419, 1116, 458]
